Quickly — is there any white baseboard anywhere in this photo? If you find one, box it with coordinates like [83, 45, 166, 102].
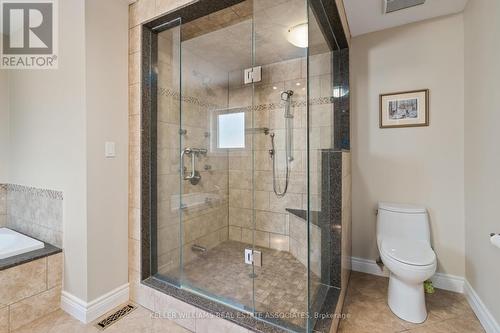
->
[464, 280, 500, 333]
[61, 283, 129, 324]
[350, 256, 464, 293]
[351, 256, 389, 277]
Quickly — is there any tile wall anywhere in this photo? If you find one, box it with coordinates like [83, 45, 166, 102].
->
[0, 184, 63, 247]
[0, 253, 63, 333]
[289, 213, 322, 276]
[227, 53, 334, 252]
[155, 26, 230, 275]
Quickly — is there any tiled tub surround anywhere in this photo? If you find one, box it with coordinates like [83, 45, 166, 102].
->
[3, 184, 63, 248]
[0, 252, 63, 332]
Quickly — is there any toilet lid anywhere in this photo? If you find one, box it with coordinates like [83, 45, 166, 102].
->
[381, 239, 436, 266]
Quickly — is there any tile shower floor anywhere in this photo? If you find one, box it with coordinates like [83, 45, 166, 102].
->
[160, 240, 321, 329]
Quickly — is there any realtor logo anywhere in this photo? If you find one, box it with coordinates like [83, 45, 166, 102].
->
[0, 0, 58, 69]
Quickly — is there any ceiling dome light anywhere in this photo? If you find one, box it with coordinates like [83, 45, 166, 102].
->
[287, 23, 308, 48]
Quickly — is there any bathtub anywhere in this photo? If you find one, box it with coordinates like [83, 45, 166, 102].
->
[0, 228, 45, 260]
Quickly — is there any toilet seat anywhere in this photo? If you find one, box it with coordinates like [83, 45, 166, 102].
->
[381, 238, 436, 266]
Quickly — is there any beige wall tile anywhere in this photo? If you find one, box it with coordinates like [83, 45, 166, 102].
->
[129, 25, 141, 54]
[255, 210, 286, 234]
[269, 192, 302, 212]
[9, 286, 61, 331]
[269, 234, 289, 252]
[228, 226, 242, 241]
[129, 51, 141, 85]
[229, 189, 252, 209]
[129, 207, 141, 241]
[129, 238, 141, 272]
[0, 258, 46, 306]
[228, 207, 252, 229]
[129, 0, 156, 28]
[254, 191, 269, 211]
[47, 253, 63, 289]
[156, 0, 192, 16]
[129, 175, 141, 210]
[241, 229, 270, 248]
[129, 83, 140, 116]
[289, 214, 307, 242]
[129, 272, 155, 311]
[0, 306, 7, 333]
[129, 114, 141, 147]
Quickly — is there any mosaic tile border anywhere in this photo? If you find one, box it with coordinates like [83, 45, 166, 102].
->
[4, 184, 63, 201]
[159, 87, 333, 113]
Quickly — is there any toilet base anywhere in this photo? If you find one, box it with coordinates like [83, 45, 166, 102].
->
[388, 273, 428, 323]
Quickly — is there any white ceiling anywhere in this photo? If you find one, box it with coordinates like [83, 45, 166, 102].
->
[343, 0, 468, 37]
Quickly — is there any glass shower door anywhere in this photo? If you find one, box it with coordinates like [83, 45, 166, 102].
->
[251, 0, 309, 331]
[176, 1, 257, 313]
[153, 2, 325, 331]
[156, 20, 183, 286]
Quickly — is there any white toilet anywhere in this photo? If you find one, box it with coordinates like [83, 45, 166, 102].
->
[376, 202, 437, 323]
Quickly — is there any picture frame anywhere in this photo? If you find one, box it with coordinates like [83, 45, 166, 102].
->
[379, 89, 429, 128]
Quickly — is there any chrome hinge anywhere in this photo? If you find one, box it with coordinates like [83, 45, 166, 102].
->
[244, 248, 262, 267]
[244, 66, 262, 84]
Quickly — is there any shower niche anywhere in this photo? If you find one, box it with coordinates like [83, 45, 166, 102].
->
[141, 0, 351, 332]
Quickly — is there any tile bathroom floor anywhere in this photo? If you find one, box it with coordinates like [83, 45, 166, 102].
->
[10, 305, 190, 333]
[338, 271, 485, 333]
[10, 271, 485, 333]
[160, 240, 321, 328]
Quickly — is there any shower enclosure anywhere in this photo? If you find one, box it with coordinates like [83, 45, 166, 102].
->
[141, 0, 350, 332]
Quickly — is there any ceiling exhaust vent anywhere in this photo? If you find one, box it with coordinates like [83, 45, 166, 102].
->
[384, 0, 426, 13]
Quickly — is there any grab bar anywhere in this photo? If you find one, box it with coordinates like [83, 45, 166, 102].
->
[181, 148, 207, 185]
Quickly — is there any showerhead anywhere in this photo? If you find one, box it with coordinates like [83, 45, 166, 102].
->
[281, 90, 294, 101]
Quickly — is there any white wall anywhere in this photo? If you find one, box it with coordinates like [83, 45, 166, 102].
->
[0, 70, 9, 183]
[464, 0, 500, 325]
[7, 0, 129, 304]
[85, 0, 129, 301]
[351, 14, 466, 276]
[8, 0, 88, 300]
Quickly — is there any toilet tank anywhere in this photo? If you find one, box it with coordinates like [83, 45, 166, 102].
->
[376, 202, 430, 246]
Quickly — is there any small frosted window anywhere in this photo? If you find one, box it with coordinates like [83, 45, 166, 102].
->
[218, 112, 245, 149]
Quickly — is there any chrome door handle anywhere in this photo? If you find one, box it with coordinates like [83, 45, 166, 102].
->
[181, 147, 204, 185]
[181, 148, 195, 180]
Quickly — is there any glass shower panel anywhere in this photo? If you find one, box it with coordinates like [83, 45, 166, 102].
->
[177, 1, 256, 312]
[307, 3, 336, 330]
[156, 22, 183, 286]
[252, 0, 309, 331]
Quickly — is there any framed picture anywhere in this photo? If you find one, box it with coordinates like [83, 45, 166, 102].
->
[379, 89, 429, 128]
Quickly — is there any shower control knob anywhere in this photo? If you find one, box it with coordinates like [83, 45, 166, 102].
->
[268, 149, 274, 157]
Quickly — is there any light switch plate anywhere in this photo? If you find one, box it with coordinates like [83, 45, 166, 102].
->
[105, 142, 116, 158]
